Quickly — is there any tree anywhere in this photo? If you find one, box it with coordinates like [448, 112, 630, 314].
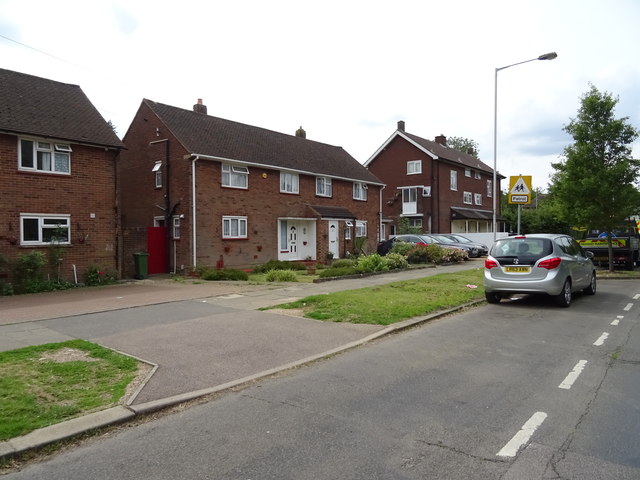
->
[549, 84, 640, 271]
[447, 136, 479, 157]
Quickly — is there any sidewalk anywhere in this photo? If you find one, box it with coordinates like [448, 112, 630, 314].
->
[0, 261, 483, 459]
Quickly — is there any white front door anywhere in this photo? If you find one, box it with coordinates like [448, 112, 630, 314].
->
[328, 220, 339, 259]
[279, 219, 316, 261]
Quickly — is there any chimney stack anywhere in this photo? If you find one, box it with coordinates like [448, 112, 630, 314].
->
[193, 98, 207, 115]
[397, 120, 405, 132]
[295, 126, 306, 138]
[435, 134, 447, 146]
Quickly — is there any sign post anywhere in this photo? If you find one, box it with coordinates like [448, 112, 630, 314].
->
[508, 175, 533, 234]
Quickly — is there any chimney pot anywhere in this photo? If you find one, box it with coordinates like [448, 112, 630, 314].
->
[397, 120, 405, 132]
[435, 134, 447, 146]
[295, 126, 306, 138]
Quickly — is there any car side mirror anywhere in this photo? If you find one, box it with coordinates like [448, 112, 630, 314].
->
[585, 251, 594, 259]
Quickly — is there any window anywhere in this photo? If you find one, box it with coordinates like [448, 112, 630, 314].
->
[465, 168, 471, 177]
[344, 220, 352, 240]
[19, 138, 71, 174]
[356, 221, 367, 238]
[316, 176, 332, 197]
[474, 193, 482, 205]
[407, 160, 422, 175]
[475, 171, 482, 180]
[153, 161, 162, 188]
[463, 192, 472, 204]
[21, 214, 70, 245]
[172, 216, 181, 239]
[402, 187, 417, 215]
[353, 182, 367, 201]
[450, 170, 457, 191]
[408, 218, 423, 229]
[280, 172, 299, 194]
[487, 179, 493, 198]
[222, 216, 247, 239]
[222, 164, 249, 189]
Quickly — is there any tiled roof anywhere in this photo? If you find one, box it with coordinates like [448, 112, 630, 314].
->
[309, 205, 356, 219]
[403, 132, 495, 174]
[0, 68, 124, 149]
[144, 99, 382, 184]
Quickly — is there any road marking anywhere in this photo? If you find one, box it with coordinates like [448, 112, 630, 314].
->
[624, 303, 633, 311]
[611, 319, 620, 326]
[633, 294, 640, 300]
[594, 332, 609, 346]
[559, 360, 588, 389]
[497, 412, 547, 457]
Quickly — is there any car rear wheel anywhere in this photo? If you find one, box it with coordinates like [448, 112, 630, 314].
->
[555, 279, 572, 307]
[485, 292, 501, 304]
[583, 272, 596, 295]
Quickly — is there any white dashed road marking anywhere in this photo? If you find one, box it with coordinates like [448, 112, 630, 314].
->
[497, 412, 548, 457]
[559, 360, 588, 389]
[633, 294, 640, 300]
[624, 303, 633, 311]
[594, 332, 609, 346]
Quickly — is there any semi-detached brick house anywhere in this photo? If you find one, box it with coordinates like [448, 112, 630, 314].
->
[0, 68, 125, 284]
[118, 99, 384, 277]
[365, 121, 505, 238]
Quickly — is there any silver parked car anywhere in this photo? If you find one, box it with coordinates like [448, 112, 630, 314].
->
[484, 234, 596, 307]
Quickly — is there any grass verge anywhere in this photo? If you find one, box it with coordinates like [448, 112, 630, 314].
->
[0, 339, 138, 442]
[263, 268, 485, 325]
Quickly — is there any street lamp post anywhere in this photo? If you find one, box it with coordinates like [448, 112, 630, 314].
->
[492, 52, 557, 241]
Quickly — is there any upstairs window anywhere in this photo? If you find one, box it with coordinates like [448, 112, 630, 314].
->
[21, 214, 70, 245]
[316, 176, 332, 197]
[463, 191, 472, 204]
[475, 171, 482, 180]
[474, 193, 482, 205]
[222, 164, 249, 189]
[19, 138, 71, 174]
[487, 179, 493, 198]
[280, 172, 299, 194]
[353, 182, 367, 201]
[450, 170, 458, 191]
[465, 168, 471, 177]
[407, 160, 422, 175]
[153, 161, 162, 188]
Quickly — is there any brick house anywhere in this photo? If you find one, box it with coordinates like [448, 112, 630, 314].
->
[365, 121, 505, 237]
[0, 68, 125, 284]
[118, 99, 383, 276]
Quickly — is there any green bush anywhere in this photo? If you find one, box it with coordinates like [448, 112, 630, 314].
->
[331, 259, 356, 268]
[200, 268, 249, 281]
[355, 254, 389, 273]
[384, 253, 409, 270]
[265, 269, 298, 282]
[390, 241, 415, 256]
[442, 247, 469, 263]
[253, 260, 306, 273]
[406, 244, 445, 264]
[318, 266, 358, 278]
[85, 265, 118, 286]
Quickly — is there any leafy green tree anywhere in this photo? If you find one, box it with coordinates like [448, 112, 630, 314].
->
[447, 136, 479, 157]
[549, 84, 640, 271]
[500, 190, 571, 234]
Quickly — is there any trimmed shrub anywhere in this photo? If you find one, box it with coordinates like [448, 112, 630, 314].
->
[355, 254, 389, 273]
[389, 241, 415, 256]
[200, 268, 249, 281]
[406, 244, 445, 264]
[331, 259, 356, 269]
[442, 247, 469, 263]
[318, 266, 358, 278]
[265, 269, 298, 282]
[253, 260, 306, 273]
[384, 253, 409, 270]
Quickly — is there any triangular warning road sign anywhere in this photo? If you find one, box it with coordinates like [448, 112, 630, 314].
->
[510, 176, 530, 195]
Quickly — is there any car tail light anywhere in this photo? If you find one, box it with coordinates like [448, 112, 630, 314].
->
[485, 258, 499, 269]
[538, 257, 562, 270]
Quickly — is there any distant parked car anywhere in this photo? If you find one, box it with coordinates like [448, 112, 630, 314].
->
[484, 234, 596, 307]
[441, 234, 488, 256]
[376, 234, 431, 256]
[424, 234, 479, 258]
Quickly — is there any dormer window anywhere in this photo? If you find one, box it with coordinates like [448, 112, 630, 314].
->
[19, 138, 71, 174]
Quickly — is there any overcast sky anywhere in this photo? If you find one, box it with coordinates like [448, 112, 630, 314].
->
[2, 0, 639, 191]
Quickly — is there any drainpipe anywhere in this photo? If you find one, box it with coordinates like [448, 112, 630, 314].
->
[191, 156, 199, 269]
[379, 184, 385, 241]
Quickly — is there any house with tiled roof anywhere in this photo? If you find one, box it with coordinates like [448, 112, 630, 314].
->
[0, 68, 125, 284]
[118, 98, 384, 276]
[365, 121, 505, 237]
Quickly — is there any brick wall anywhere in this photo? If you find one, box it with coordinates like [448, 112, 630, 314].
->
[0, 133, 119, 284]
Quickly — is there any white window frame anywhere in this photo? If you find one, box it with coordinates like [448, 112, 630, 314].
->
[222, 216, 247, 239]
[172, 216, 181, 239]
[408, 218, 423, 229]
[450, 170, 458, 191]
[474, 193, 482, 205]
[475, 171, 482, 180]
[221, 163, 249, 189]
[280, 172, 299, 194]
[402, 187, 418, 215]
[465, 168, 471, 177]
[316, 176, 332, 197]
[355, 220, 367, 238]
[487, 179, 493, 198]
[407, 160, 422, 175]
[463, 191, 472, 204]
[20, 214, 71, 245]
[153, 161, 162, 188]
[19, 138, 71, 174]
[353, 182, 367, 201]
[344, 220, 352, 240]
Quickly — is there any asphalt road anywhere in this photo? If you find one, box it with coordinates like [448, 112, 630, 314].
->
[5, 280, 640, 479]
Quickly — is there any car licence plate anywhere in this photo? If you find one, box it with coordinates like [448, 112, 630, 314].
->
[505, 266, 531, 273]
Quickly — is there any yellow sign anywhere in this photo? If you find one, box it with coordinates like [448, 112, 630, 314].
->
[508, 175, 532, 204]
